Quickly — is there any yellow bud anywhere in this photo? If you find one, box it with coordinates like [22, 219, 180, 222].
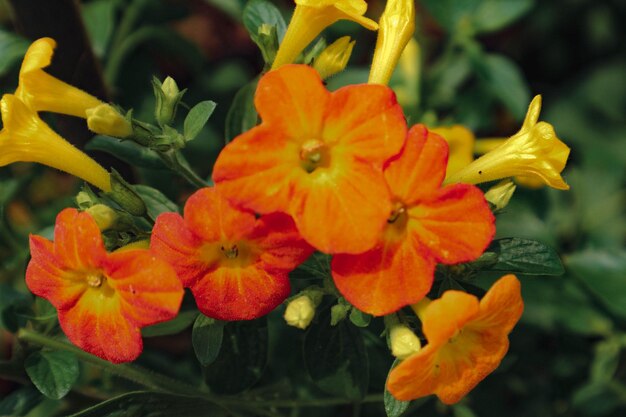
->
[313, 36, 355, 79]
[484, 179, 517, 211]
[284, 295, 316, 330]
[161, 76, 180, 99]
[86, 104, 132, 138]
[86, 204, 118, 230]
[389, 324, 421, 359]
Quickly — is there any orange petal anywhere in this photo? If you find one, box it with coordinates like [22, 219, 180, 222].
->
[150, 212, 207, 287]
[324, 84, 406, 165]
[386, 344, 440, 401]
[384, 125, 448, 204]
[104, 250, 184, 327]
[470, 274, 524, 335]
[290, 156, 391, 254]
[184, 187, 256, 242]
[213, 125, 299, 214]
[58, 292, 142, 363]
[53, 208, 106, 270]
[255, 64, 329, 138]
[26, 235, 85, 310]
[421, 290, 479, 346]
[331, 231, 435, 316]
[190, 266, 290, 321]
[408, 184, 495, 264]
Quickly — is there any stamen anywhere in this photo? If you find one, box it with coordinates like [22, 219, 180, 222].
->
[86, 273, 104, 288]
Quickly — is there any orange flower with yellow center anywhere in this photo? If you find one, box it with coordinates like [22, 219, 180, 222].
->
[26, 208, 184, 363]
[331, 125, 495, 316]
[150, 187, 314, 321]
[387, 274, 524, 404]
[212, 64, 407, 254]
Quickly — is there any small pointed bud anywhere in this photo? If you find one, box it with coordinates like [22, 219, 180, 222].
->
[256, 24, 279, 65]
[313, 36, 355, 79]
[153, 76, 185, 126]
[86, 204, 118, 231]
[284, 295, 316, 330]
[484, 179, 517, 211]
[86, 104, 133, 138]
[108, 170, 146, 217]
[390, 324, 421, 359]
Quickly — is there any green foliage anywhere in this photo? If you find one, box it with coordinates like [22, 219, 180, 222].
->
[384, 360, 410, 417]
[133, 185, 179, 218]
[184, 101, 217, 142]
[142, 310, 197, 337]
[0, 386, 44, 416]
[85, 136, 165, 169]
[24, 351, 79, 399]
[486, 238, 564, 275]
[225, 80, 259, 143]
[192, 314, 225, 366]
[0, 30, 28, 76]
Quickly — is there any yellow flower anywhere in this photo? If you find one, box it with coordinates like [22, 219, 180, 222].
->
[86, 104, 133, 138]
[484, 179, 517, 211]
[473, 138, 545, 188]
[368, 0, 415, 85]
[284, 295, 316, 329]
[430, 125, 475, 179]
[313, 36, 355, 79]
[445, 96, 570, 190]
[390, 324, 421, 359]
[15, 38, 131, 138]
[0, 94, 111, 192]
[271, 0, 378, 70]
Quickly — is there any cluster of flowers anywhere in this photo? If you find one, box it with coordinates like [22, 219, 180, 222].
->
[1, 0, 571, 405]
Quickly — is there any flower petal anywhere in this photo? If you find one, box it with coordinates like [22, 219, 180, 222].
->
[19, 37, 55, 75]
[386, 344, 440, 401]
[421, 290, 479, 346]
[52, 208, 106, 270]
[470, 274, 524, 335]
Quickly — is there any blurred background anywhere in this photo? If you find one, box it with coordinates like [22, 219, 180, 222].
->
[0, 0, 624, 416]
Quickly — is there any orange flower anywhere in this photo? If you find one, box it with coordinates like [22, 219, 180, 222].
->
[150, 187, 314, 321]
[387, 274, 524, 404]
[212, 65, 407, 254]
[25, 208, 183, 363]
[331, 125, 495, 316]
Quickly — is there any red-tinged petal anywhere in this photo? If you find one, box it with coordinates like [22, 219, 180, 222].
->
[332, 231, 435, 316]
[470, 275, 524, 335]
[213, 125, 300, 214]
[290, 156, 392, 254]
[255, 64, 329, 138]
[104, 250, 184, 327]
[58, 289, 142, 363]
[421, 290, 479, 346]
[384, 125, 448, 204]
[324, 84, 406, 165]
[386, 344, 440, 401]
[191, 266, 290, 321]
[250, 213, 314, 273]
[408, 184, 495, 264]
[26, 235, 85, 310]
[150, 212, 207, 287]
[53, 208, 106, 270]
[184, 187, 257, 242]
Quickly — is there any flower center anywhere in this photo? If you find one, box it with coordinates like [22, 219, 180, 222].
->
[387, 201, 407, 224]
[299, 139, 330, 173]
[220, 244, 239, 259]
[86, 273, 105, 288]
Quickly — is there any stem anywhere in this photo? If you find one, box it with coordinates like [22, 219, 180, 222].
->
[228, 394, 383, 408]
[159, 151, 209, 189]
[17, 329, 205, 397]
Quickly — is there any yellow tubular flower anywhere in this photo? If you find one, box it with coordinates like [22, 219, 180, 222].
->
[0, 94, 111, 192]
[271, 0, 378, 70]
[15, 38, 131, 138]
[444, 96, 571, 190]
[368, 0, 415, 85]
[430, 125, 475, 179]
[313, 36, 355, 79]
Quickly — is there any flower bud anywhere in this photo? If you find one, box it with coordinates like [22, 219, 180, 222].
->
[313, 36, 355, 79]
[153, 76, 186, 126]
[108, 170, 146, 217]
[86, 204, 118, 231]
[284, 295, 316, 329]
[390, 324, 421, 359]
[86, 104, 133, 138]
[484, 179, 517, 211]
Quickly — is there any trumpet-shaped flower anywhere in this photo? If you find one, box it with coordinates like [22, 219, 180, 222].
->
[150, 187, 314, 321]
[368, 0, 416, 85]
[445, 96, 570, 190]
[387, 274, 524, 404]
[15, 37, 131, 137]
[0, 94, 111, 191]
[212, 65, 407, 254]
[331, 125, 495, 315]
[26, 208, 184, 363]
[272, 0, 378, 69]
[313, 36, 355, 79]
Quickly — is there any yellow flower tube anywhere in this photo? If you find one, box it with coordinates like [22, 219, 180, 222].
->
[271, 0, 378, 70]
[444, 96, 571, 190]
[368, 0, 416, 85]
[15, 38, 131, 138]
[0, 94, 111, 192]
[430, 125, 475, 179]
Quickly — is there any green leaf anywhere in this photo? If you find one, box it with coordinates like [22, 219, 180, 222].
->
[590, 338, 621, 384]
[225, 80, 258, 143]
[203, 318, 268, 394]
[0, 386, 44, 416]
[192, 314, 225, 366]
[486, 238, 564, 275]
[304, 306, 369, 400]
[25, 351, 79, 400]
[384, 360, 410, 417]
[243, 0, 287, 42]
[471, 0, 535, 34]
[567, 250, 626, 319]
[133, 185, 179, 219]
[82, 0, 118, 57]
[453, 404, 479, 417]
[65, 391, 223, 417]
[0, 30, 29, 76]
[142, 310, 197, 337]
[184, 101, 217, 142]
[85, 136, 165, 169]
[572, 382, 621, 416]
[349, 308, 371, 328]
